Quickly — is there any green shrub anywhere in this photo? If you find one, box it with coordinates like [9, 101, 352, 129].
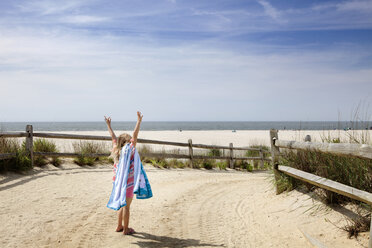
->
[138, 145, 152, 162]
[191, 159, 202, 169]
[142, 157, 153, 164]
[73, 141, 107, 166]
[0, 138, 32, 172]
[33, 139, 61, 166]
[216, 161, 227, 170]
[199, 159, 215, 169]
[275, 171, 299, 194]
[245, 145, 270, 158]
[263, 161, 272, 170]
[234, 160, 251, 171]
[148, 158, 169, 168]
[105, 157, 114, 164]
[208, 149, 221, 157]
[0, 137, 19, 153]
[168, 159, 186, 168]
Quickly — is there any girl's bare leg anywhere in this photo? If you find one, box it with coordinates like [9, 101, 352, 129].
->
[123, 197, 133, 235]
[116, 208, 124, 231]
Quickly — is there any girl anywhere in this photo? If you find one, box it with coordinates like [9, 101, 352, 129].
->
[105, 111, 152, 235]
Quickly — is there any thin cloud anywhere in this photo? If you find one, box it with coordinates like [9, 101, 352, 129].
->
[192, 10, 232, 23]
[337, 0, 372, 12]
[60, 15, 109, 24]
[257, 0, 285, 22]
[16, 0, 89, 15]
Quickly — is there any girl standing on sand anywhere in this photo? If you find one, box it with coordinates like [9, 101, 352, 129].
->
[105, 111, 152, 235]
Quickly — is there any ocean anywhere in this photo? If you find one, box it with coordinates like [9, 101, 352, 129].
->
[0, 121, 370, 131]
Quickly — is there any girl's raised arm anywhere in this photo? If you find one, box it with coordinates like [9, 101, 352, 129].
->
[132, 111, 143, 148]
[104, 116, 117, 142]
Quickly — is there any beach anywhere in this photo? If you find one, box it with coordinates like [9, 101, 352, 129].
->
[0, 163, 368, 248]
[1, 129, 371, 247]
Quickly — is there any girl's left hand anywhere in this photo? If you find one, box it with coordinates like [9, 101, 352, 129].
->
[104, 116, 112, 126]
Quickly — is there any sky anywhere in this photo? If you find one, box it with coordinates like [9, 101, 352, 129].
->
[0, 0, 372, 121]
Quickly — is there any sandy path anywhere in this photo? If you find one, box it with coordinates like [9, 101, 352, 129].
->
[0, 163, 368, 248]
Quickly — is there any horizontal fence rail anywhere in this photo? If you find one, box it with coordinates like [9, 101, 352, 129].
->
[33, 132, 112, 141]
[275, 139, 372, 160]
[0, 153, 17, 160]
[278, 165, 372, 205]
[0, 131, 269, 152]
[0, 126, 270, 170]
[0, 132, 27, 138]
[33, 152, 111, 157]
[34, 132, 269, 152]
[269, 129, 372, 248]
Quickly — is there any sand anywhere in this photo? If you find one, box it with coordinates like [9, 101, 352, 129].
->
[0, 162, 369, 248]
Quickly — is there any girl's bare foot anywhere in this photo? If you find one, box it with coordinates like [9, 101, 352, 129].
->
[116, 226, 124, 232]
[123, 227, 135, 235]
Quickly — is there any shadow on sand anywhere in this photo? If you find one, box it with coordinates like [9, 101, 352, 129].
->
[131, 232, 225, 248]
[0, 166, 111, 191]
[294, 187, 362, 220]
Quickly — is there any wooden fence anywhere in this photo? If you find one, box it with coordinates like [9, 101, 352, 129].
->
[0, 125, 271, 169]
[269, 129, 372, 248]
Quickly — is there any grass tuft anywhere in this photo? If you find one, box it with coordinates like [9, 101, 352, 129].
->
[216, 161, 228, 170]
[208, 149, 221, 157]
[0, 137, 31, 172]
[72, 141, 108, 166]
[234, 160, 252, 172]
[33, 139, 61, 166]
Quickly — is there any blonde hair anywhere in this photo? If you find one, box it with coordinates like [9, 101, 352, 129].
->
[111, 133, 132, 162]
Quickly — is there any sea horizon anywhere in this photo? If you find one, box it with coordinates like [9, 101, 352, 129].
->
[1, 121, 371, 132]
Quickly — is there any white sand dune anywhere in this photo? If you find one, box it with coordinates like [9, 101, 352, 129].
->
[0, 162, 368, 248]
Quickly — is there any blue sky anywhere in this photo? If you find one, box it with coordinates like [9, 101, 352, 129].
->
[0, 0, 371, 121]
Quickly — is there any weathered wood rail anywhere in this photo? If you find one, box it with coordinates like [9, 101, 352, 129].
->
[0, 125, 270, 169]
[0, 153, 17, 160]
[269, 129, 372, 248]
[275, 139, 372, 159]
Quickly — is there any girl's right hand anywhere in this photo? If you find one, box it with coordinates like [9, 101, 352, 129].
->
[104, 116, 112, 126]
[137, 111, 143, 122]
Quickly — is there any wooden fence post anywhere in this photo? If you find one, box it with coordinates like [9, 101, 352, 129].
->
[270, 129, 280, 194]
[229, 143, 234, 169]
[188, 139, 193, 168]
[259, 147, 264, 169]
[25, 125, 34, 167]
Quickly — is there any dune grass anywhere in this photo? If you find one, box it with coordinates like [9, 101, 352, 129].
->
[207, 148, 221, 157]
[72, 141, 110, 166]
[0, 137, 31, 172]
[280, 149, 372, 204]
[138, 145, 269, 171]
[276, 114, 372, 237]
[33, 138, 61, 166]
